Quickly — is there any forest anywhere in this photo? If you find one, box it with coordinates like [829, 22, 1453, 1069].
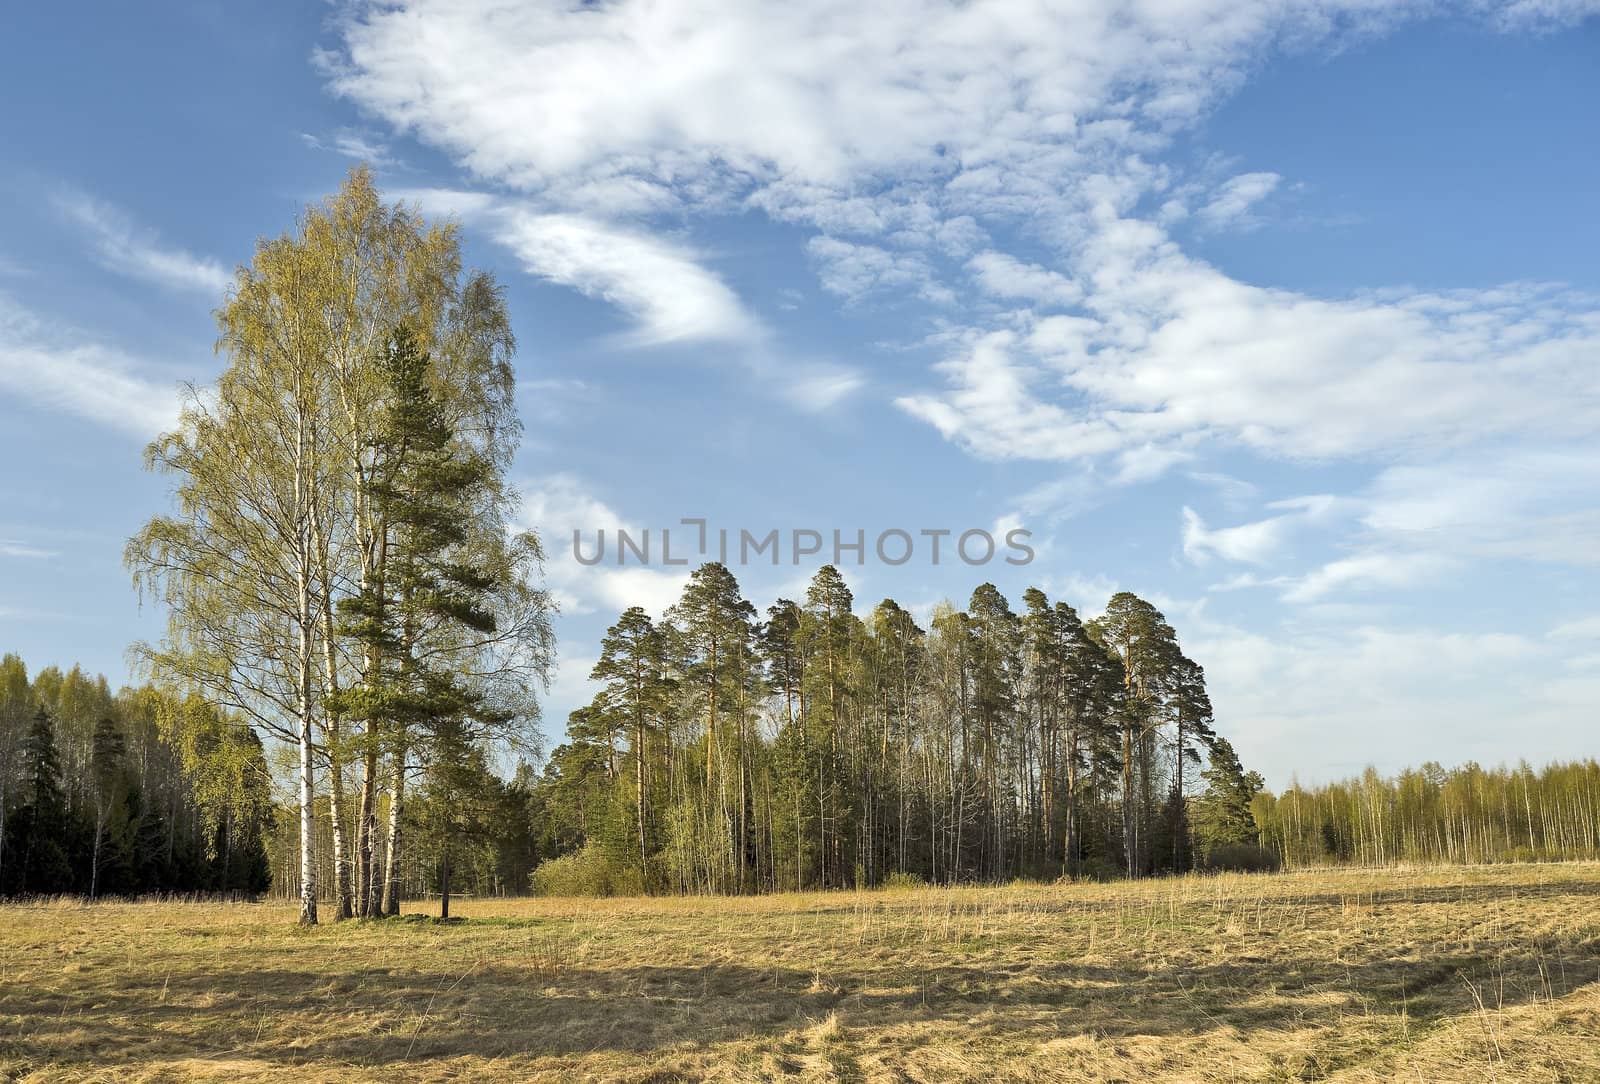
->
[0, 654, 270, 898]
[10, 574, 1600, 905]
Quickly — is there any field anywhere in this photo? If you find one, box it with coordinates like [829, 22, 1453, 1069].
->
[3, 865, 1599, 1082]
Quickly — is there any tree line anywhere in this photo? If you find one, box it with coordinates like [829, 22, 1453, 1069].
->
[0, 653, 271, 898]
[1253, 760, 1600, 867]
[125, 169, 554, 923]
[528, 567, 1268, 894]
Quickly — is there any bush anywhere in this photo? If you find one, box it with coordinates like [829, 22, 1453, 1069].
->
[1073, 858, 1123, 883]
[882, 871, 925, 891]
[1202, 842, 1282, 873]
[529, 844, 642, 897]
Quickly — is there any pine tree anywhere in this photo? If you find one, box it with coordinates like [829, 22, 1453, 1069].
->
[343, 326, 552, 917]
[1089, 593, 1180, 877]
[967, 584, 1020, 877]
[800, 566, 854, 885]
[591, 606, 672, 888]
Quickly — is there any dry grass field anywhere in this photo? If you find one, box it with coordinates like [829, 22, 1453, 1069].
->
[3, 864, 1599, 1083]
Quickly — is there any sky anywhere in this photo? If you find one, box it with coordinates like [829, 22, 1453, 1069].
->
[2, 0, 1598, 787]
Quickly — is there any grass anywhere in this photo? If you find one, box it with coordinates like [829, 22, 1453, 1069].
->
[3, 863, 1599, 1082]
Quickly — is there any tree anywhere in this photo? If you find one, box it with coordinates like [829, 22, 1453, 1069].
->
[799, 566, 854, 885]
[88, 716, 127, 899]
[3, 707, 72, 895]
[1166, 653, 1216, 873]
[591, 607, 672, 887]
[966, 584, 1020, 878]
[0, 653, 30, 888]
[671, 564, 755, 793]
[1089, 593, 1180, 878]
[868, 599, 922, 876]
[128, 168, 531, 924]
[1192, 737, 1265, 862]
[413, 716, 504, 919]
[345, 326, 552, 916]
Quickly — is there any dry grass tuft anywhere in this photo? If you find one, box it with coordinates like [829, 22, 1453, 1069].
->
[3, 863, 1599, 1081]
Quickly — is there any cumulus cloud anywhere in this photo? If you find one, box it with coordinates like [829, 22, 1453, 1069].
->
[326, 0, 1428, 210]
[517, 473, 690, 618]
[807, 238, 951, 306]
[53, 192, 231, 296]
[968, 251, 1081, 308]
[909, 241, 1600, 467]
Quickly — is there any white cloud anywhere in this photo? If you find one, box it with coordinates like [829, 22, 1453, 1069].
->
[1187, 471, 1262, 506]
[807, 238, 951, 306]
[1183, 495, 1356, 566]
[299, 128, 396, 166]
[331, 0, 1593, 467]
[394, 188, 762, 346]
[911, 247, 1600, 469]
[1188, 617, 1565, 782]
[1280, 550, 1457, 603]
[395, 189, 864, 410]
[1197, 171, 1281, 228]
[968, 252, 1081, 308]
[543, 645, 601, 730]
[896, 328, 1125, 462]
[0, 297, 182, 436]
[783, 366, 867, 412]
[1478, 0, 1600, 30]
[1183, 506, 1298, 566]
[498, 210, 765, 346]
[326, 0, 1425, 212]
[1549, 616, 1600, 641]
[1361, 449, 1600, 565]
[53, 192, 231, 296]
[0, 540, 56, 559]
[517, 473, 689, 618]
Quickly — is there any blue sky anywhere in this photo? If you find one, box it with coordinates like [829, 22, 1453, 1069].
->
[2, 1, 1598, 786]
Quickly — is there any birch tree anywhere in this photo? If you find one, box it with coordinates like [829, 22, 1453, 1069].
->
[128, 167, 531, 923]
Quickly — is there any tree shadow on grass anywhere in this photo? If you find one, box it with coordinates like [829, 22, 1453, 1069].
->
[7, 918, 1598, 1075]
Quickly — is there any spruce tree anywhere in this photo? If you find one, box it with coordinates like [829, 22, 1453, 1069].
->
[8, 707, 72, 894]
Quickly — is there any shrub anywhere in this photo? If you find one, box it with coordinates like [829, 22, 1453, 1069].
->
[529, 844, 642, 897]
[1202, 842, 1282, 873]
[1074, 858, 1123, 883]
[882, 871, 925, 891]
